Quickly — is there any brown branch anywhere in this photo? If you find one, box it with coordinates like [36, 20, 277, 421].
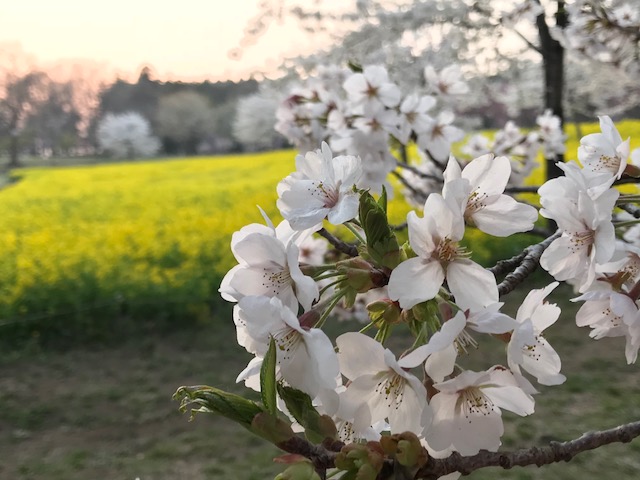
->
[318, 228, 358, 257]
[497, 231, 561, 297]
[614, 176, 640, 186]
[416, 420, 640, 479]
[276, 419, 640, 479]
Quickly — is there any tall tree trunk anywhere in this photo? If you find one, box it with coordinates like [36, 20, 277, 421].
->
[536, 0, 567, 181]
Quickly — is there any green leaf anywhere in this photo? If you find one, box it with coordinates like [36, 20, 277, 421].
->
[358, 190, 400, 269]
[251, 411, 295, 445]
[260, 336, 278, 416]
[377, 185, 388, 213]
[173, 385, 264, 429]
[277, 384, 338, 443]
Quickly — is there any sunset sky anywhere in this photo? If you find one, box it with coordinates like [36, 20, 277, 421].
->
[0, 0, 345, 82]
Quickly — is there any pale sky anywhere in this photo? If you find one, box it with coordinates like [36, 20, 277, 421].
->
[0, 0, 346, 82]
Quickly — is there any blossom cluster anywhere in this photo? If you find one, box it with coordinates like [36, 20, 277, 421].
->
[558, 0, 640, 75]
[275, 62, 565, 207]
[218, 132, 583, 462]
[196, 57, 640, 479]
[538, 116, 640, 363]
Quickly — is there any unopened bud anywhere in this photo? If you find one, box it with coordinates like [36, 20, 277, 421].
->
[274, 457, 321, 480]
[367, 298, 402, 326]
[380, 432, 427, 468]
[337, 258, 380, 293]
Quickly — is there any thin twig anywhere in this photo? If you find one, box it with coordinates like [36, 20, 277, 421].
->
[395, 161, 443, 181]
[504, 185, 541, 194]
[317, 228, 358, 257]
[392, 170, 426, 200]
[619, 203, 640, 219]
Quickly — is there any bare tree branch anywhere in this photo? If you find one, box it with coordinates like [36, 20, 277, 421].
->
[416, 420, 640, 479]
[497, 231, 561, 297]
[395, 161, 442, 181]
[277, 419, 640, 479]
[512, 28, 542, 54]
[318, 228, 358, 257]
[619, 203, 640, 218]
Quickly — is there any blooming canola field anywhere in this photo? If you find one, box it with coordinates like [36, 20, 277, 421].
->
[0, 120, 638, 343]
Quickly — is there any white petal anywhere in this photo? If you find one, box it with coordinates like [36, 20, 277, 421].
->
[447, 260, 498, 311]
[388, 257, 445, 309]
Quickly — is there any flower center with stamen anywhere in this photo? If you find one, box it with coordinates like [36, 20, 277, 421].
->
[466, 189, 489, 216]
[273, 328, 302, 361]
[436, 237, 469, 264]
[455, 328, 479, 354]
[318, 181, 341, 208]
[263, 268, 292, 295]
[523, 334, 544, 361]
[456, 387, 494, 420]
[374, 372, 405, 409]
[594, 154, 621, 173]
[569, 229, 595, 254]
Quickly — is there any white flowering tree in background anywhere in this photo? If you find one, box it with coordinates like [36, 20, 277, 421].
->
[96, 111, 160, 159]
[233, 85, 286, 151]
[176, 1, 640, 479]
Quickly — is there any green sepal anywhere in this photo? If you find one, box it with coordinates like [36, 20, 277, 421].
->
[174, 385, 264, 429]
[343, 288, 357, 309]
[277, 384, 338, 443]
[261, 336, 278, 416]
[251, 411, 296, 445]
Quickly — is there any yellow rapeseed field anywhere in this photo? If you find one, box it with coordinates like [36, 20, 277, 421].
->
[0, 120, 638, 343]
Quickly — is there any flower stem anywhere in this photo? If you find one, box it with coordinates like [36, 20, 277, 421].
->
[614, 219, 640, 228]
[316, 289, 346, 328]
[345, 222, 366, 244]
[318, 277, 347, 299]
[617, 195, 640, 204]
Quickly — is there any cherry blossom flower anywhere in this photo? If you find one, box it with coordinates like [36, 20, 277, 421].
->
[343, 65, 401, 110]
[574, 251, 640, 364]
[219, 215, 318, 312]
[507, 283, 566, 385]
[234, 295, 340, 399]
[427, 366, 535, 456]
[539, 165, 619, 291]
[536, 110, 566, 158]
[417, 111, 465, 162]
[424, 64, 470, 98]
[401, 307, 517, 383]
[578, 115, 631, 179]
[443, 154, 539, 236]
[388, 193, 499, 311]
[395, 93, 436, 145]
[277, 142, 364, 230]
[336, 332, 432, 435]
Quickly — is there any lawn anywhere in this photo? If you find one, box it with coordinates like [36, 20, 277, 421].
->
[0, 278, 639, 479]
